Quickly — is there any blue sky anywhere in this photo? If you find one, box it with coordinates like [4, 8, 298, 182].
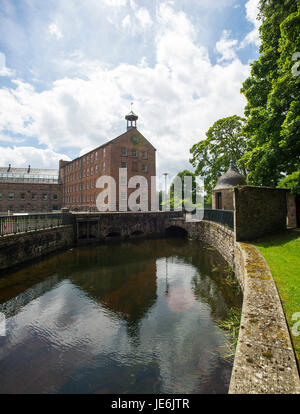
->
[0, 0, 260, 181]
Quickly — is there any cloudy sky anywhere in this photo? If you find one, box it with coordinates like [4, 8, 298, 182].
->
[0, 0, 260, 181]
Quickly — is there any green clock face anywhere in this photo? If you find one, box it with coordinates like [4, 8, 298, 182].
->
[131, 134, 139, 144]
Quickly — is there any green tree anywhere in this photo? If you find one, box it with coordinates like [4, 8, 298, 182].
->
[240, 0, 300, 186]
[189, 115, 247, 194]
[277, 170, 300, 195]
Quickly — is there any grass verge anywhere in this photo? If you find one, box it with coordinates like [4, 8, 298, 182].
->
[253, 230, 300, 370]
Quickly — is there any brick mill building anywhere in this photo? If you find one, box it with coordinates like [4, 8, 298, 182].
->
[0, 166, 62, 214]
[59, 111, 156, 211]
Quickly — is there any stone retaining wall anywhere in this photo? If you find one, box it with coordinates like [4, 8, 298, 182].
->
[180, 219, 235, 267]
[230, 242, 300, 393]
[0, 225, 74, 271]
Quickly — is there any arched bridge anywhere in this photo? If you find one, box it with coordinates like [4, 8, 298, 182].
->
[74, 211, 184, 243]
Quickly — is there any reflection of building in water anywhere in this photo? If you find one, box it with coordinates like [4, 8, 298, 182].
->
[69, 258, 157, 337]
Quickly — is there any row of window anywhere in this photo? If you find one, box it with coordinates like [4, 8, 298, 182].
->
[64, 148, 148, 179]
[64, 148, 106, 173]
[0, 193, 59, 200]
[121, 148, 148, 159]
[120, 162, 147, 172]
[64, 163, 105, 183]
[65, 160, 148, 183]
[64, 179, 97, 193]
[64, 194, 97, 203]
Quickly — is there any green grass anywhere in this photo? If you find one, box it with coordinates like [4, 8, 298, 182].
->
[253, 230, 300, 369]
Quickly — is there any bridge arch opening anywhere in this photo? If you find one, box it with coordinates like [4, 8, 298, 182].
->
[106, 231, 122, 238]
[131, 230, 144, 236]
[165, 226, 188, 238]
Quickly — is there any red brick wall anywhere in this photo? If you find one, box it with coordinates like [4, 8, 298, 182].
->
[60, 128, 156, 211]
[0, 182, 62, 213]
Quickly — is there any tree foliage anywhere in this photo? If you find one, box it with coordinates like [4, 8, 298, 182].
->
[241, 0, 300, 186]
[277, 170, 300, 195]
[189, 116, 247, 194]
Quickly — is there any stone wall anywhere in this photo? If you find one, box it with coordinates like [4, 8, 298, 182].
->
[234, 186, 287, 241]
[287, 193, 298, 228]
[212, 188, 234, 210]
[75, 211, 183, 243]
[166, 218, 234, 267]
[0, 225, 74, 271]
[230, 242, 300, 394]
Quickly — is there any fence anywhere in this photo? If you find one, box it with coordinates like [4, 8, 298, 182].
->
[189, 209, 234, 230]
[0, 213, 73, 237]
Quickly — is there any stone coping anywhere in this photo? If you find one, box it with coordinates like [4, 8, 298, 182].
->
[229, 242, 300, 394]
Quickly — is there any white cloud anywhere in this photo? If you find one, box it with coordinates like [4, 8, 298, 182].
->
[0, 3, 250, 178]
[122, 14, 131, 30]
[102, 0, 127, 7]
[0, 146, 70, 169]
[241, 0, 261, 47]
[216, 30, 238, 62]
[135, 8, 152, 29]
[0, 51, 14, 77]
[48, 23, 63, 40]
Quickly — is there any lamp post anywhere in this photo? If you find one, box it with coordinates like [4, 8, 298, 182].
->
[162, 173, 168, 212]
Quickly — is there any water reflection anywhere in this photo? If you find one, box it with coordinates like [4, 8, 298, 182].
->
[0, 238, 242, 394]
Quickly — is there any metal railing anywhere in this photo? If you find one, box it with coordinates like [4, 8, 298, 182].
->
[189, 208, 234, 230]
[0, 213, 73, 237]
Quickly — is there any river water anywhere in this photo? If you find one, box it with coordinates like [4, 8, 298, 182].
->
[0, 237, 242, 394]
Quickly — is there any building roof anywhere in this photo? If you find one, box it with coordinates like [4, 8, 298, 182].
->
[0, 167, 60, 184]
[213, 162, 246, 190]
[59, 128, 156, 168]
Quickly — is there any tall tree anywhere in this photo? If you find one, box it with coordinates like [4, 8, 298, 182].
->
[189, 115, 247, 194]
[240, 0, 300, 186]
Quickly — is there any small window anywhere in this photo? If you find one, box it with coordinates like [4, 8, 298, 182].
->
[121, 147, 127, 156]
[142, 151, 148, 159]
[132, 149, 137, 157]
[20, 193, 25, 200]
[102, 162, 106, 172]
[142, 164, 148, 173]
[53, 194, 58, 200]
[121, 161, 127, 168]
[95, 165, 98, 173]
[42, 194, 48, 200]
[95, 152, 98, 161]
[103, 148, 106, 157]
[8, 193, 14, 200]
